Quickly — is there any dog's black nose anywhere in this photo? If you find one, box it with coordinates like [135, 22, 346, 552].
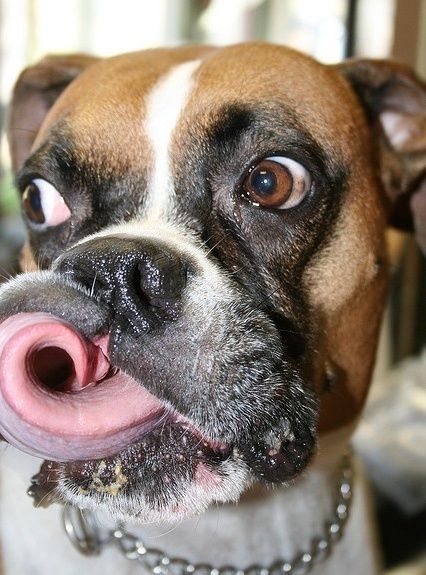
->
[56, 236, 191, 333]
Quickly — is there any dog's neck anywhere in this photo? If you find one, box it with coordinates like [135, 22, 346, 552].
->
[109, 429, 351, 567]
[115, 460, 343, 567]
[1, 428, 380, 575]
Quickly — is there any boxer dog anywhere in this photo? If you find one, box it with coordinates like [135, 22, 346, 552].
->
[0, 43, 425, 575]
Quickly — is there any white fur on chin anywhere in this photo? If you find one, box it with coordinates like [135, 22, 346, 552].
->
[0, 429, 381, 575]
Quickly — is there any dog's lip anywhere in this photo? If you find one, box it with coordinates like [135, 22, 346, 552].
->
[28, 421, 233, 509]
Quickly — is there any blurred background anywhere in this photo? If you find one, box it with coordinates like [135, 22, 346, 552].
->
[0, 1, 425, 573]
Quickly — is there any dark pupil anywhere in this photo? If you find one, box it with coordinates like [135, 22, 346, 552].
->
[29, 186, 42, 212]
[251, 169, 277, 196]
[24, 185, 45, 224]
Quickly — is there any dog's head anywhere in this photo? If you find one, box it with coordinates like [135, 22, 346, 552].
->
[1, 43, 425, 522]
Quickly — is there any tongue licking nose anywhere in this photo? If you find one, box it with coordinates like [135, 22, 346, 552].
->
[0, 313, 166, 461]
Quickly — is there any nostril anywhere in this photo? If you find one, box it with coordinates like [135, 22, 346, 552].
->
[28, 346, 76, 392]
[131, 257, 188, 306]
[60, 261, 111, 300]
[60, 261, 94, 293]
[132, 264, 154, 307]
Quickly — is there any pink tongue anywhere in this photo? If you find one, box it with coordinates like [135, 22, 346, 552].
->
[0, 313, 166, 461]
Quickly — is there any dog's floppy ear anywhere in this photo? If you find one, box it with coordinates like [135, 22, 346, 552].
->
[7, 54, 99, 173]
[336, 59, 426, 254]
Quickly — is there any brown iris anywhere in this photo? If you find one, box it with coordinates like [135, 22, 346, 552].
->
[243, 159, 293, 208]
[23, 184, 45, 224]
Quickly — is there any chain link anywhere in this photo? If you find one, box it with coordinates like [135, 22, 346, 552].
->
[63, 453, 353, 575]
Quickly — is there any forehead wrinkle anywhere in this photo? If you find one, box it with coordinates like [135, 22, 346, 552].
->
[20, 121, 130, 191]
[204, 102, 334, 172]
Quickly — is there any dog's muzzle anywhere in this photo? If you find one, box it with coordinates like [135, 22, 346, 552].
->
[0, 234, 317, 515]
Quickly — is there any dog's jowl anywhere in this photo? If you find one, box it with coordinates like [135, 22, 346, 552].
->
[0, 43, 425, 574]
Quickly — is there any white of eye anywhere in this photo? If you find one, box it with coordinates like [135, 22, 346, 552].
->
[265, 156, 312, 209]
[22, 178, 71, 229]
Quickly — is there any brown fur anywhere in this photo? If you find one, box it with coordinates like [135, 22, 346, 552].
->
[8, 43, 425, 440]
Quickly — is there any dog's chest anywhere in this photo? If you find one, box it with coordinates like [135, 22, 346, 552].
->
[0, 447, 132, 575]
[1, 447, 380, 575]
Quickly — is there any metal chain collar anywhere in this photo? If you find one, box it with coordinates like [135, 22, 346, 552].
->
[62, 453, 353, 575]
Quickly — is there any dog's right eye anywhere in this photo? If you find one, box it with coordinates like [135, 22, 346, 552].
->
[22, 179, 71, 229]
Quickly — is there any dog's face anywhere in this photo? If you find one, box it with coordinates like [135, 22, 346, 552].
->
[1, 43, 425, 522]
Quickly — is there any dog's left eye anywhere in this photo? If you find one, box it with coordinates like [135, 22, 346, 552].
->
[22, 179, 71, 229]
[242, 156, 311, 209]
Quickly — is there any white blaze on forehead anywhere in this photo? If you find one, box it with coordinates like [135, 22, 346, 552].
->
[144, 59, 201, 220]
